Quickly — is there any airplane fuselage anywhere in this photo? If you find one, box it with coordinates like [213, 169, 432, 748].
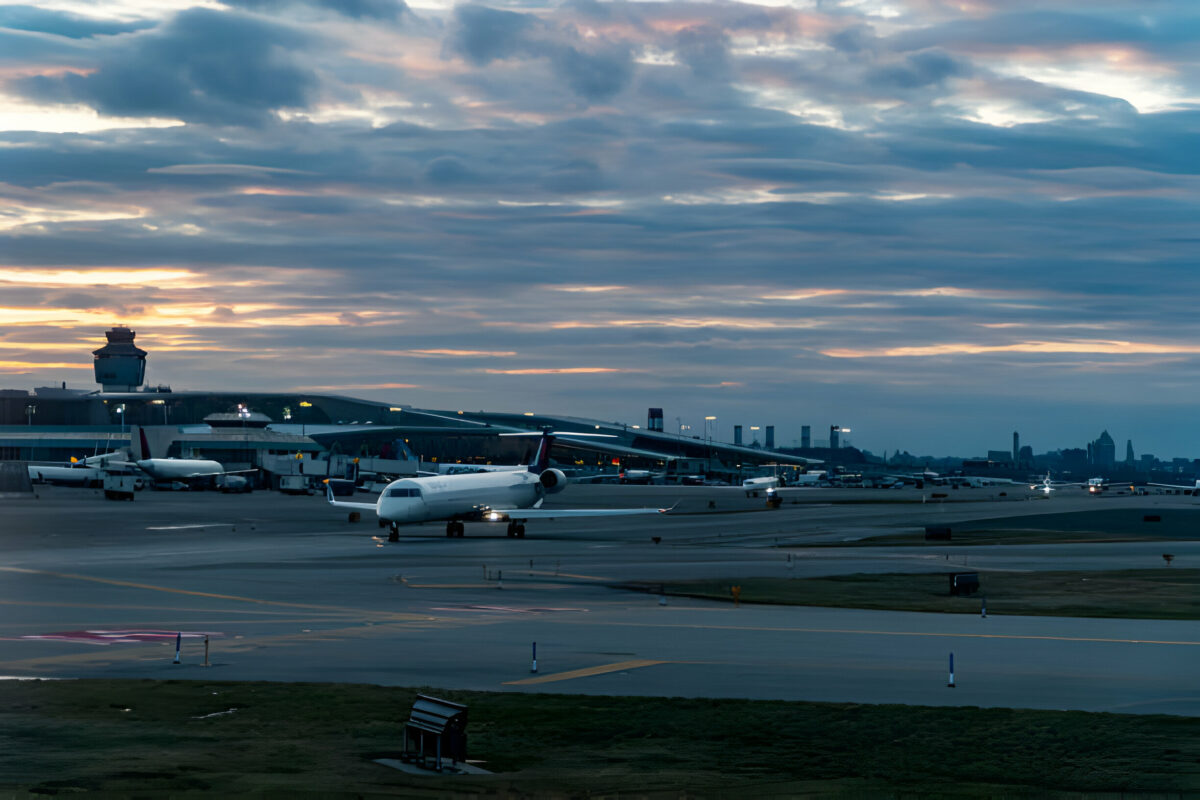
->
[27, 465, 104, 486]
[376, 471, 544, 524]
[136, 458, 226, 480]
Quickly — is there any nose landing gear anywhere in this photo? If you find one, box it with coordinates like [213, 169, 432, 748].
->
[506, 521, 526, 538]
[445, 520, 465, 537]
[388, 521, 400, 542]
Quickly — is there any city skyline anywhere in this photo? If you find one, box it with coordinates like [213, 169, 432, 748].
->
[3, 1, 1200, 456]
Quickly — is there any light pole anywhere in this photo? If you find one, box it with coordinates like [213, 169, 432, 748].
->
[704, 416, 716, 475]
[116, 404, 125, 434]
[24, 404, 35, 427]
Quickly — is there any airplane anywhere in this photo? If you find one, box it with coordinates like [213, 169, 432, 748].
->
[619, 468, 664, 485]
[948, 475, 1019, 488]
[1147, 479, 1200, 496]
[26, 448, 132, 487]
[92, 427, 257, 486]
[1028, 472, 1086, 495]
[326, 431, 671, 538]
[884, 468, 945, 487]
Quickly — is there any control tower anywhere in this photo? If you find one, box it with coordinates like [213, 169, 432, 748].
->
[93, 326, 147, 391]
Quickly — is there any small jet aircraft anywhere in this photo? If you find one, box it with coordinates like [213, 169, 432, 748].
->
[1028, 472, 1084, 495]
[82, 427, 257, 486]
[327, 431, 671, 538]
[1148, 479, 1200, 496]
[883, 468, 945, 487]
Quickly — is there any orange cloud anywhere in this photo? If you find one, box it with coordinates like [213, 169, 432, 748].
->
[400, 349, 517, 357]
[0, 361, 91, 371]
[822, 340, 1200, 358]
[483, 367, 627, 375]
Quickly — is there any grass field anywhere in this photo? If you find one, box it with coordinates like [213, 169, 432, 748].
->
[626, 568, 1200, 619]
[1, 679, 1199, 797]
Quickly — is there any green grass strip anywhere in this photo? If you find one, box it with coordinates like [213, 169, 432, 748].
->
[2, 679, 1199, 797]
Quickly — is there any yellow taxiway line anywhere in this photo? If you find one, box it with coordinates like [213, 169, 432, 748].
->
[570, 620, 1200, 647]
[504, 659, 666, 685]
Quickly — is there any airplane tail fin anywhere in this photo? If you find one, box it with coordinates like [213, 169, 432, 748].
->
[135, 426, 152, 460]
[528, 432, 555, 473]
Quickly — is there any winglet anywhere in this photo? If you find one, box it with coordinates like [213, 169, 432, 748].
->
[658, 501, 680, 514]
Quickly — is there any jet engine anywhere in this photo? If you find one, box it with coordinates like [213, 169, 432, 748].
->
[538, 468, 568, 494]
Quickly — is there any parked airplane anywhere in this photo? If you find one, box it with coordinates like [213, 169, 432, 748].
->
[1148, 479, 1200, 496]
[96, 427, 257, 485]
[619, 468, 664, 485]
[326, 431, 670, 538]
[884, 469, 945, 487]
[26, 449, 130, 487]
[949, 475, 1019, 488]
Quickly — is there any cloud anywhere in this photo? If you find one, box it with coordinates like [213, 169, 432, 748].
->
[14, 8, 320, 126]
[445, 3, 635, 101]
[0, 6, 155, 39]
[222, 0, 407, 21]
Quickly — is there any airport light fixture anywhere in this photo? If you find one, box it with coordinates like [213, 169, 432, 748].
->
[704, 416, 717, 475]
[151, 398, 167, 425]
[115, 404, 125, 434]
[24, 404, 35, 427]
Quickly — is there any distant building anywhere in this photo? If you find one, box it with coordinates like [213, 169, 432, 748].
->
[1012, 431, 1019, 465]
[987, 449, 1014, 466]
[1125, 439, 1135, 466]
[1061, 448, 1088, 473]
[765, 425, 775, 449]
[830, 426, 840, 449]
[1088, 430, 1116, 470]
[733, 425, 743, 446]
[801, 425, 811, 449]
[647, 408, 663, 432]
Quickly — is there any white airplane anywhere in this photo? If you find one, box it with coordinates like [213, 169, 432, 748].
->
[26, 449, 131, 487]
[1148, 479, 1200, 496]
[949, 475, 1019, 488]
[1028, 472, 1085, 495]
[884, 469, 945, 487]
[326, 432, 671, 538]
[95, 427, 257, 485]
[619, 468, 664, 485]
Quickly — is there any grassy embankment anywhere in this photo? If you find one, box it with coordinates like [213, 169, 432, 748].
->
[627, 569, 1200, 619]
[2, 679, 1199, 797]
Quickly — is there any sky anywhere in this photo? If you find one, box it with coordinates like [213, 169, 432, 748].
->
[2, 0, 1199, 458]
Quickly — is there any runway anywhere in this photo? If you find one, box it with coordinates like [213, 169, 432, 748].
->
[1, 484, 1198, 715]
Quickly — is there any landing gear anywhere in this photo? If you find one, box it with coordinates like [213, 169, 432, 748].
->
[445, 520, 465, 537]
[388, 521, 400, 543]
[506, 521, 526, 538]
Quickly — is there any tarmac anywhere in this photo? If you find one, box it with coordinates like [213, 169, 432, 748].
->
[1, 483, 1198, 715]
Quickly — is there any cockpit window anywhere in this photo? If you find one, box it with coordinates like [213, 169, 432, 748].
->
[386, 487, 422, 498]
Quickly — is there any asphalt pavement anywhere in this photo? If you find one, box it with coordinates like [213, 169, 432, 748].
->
[0, 483, 1197, 715]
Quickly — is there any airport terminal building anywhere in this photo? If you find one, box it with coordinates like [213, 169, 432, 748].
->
[1, 328, 816, 485]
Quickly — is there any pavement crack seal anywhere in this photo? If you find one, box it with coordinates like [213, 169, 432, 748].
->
[0, 566, 431, 622]
[504, 659, 667, 685]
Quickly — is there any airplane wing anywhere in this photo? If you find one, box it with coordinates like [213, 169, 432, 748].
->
[1148, 482, 1198, 490]
[507, 506, 672, 518]
[325, 483, 379, 512]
